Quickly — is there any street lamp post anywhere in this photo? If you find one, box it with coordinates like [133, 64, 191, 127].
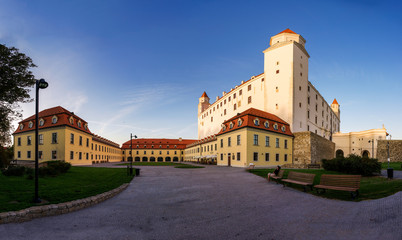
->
[34, 78, 49, 203]
[368, 139, 374, 158]
[129, 133, 137, 175]
[387, 135, 393, 179]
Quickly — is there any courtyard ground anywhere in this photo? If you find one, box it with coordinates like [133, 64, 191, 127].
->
[0, 164, 401, 240]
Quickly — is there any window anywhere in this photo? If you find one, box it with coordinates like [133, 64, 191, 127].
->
[78, 121, 81, 128]
[276, 138, 280, 148]
[39, 151, 43, 159]
[300, 72, 302, 76]
[281, 126, 286, 132]
[228, 96, 231, 102]
[220, 139, 223, 148]
[17, 151, 21, 158]
[315, 104, 318, 111]
[144, 151, 146, 154]
[27, 151, 31, 159]
[273, 124, 278, 130]
[308, 111, 310, 119]
[29, 122, 33, 128]
[215, 144, 217, 151]
[276, 61, 279, 65]
[238, 119, 242, 127]
[69, 117, 74, 125]
[254, 119, 259, 126]
[308, 96, 310, 105]
[70, 133, 74, 144]
[233, 93, 236, 99]
[70, 151, 74, 160]
[248, 96, 252, 104]
[27, 136, 32, 145]
[211, 117, 213, 122]
[248, 85, 251, 91]
[224, 109, 226, 115]
[39, 134, 43, 145]
[52, 133, 58, 143]
[253, 152, 258, 161]
[17, 137, 21, 146]
[265, 153, 270, 161]
[86, 153, 89, 160]
[253, 134, 259, 145]
[39, 119, 44, 126]
[299, 102, 301, 108]
[237, 152, 241, 161]
[19, 124, 24, 130]
[79, 152, 82, 160]
[264, 121, 269, 128]
[276, 70, 279, 74]
[86, 138, 89, 147]
[228, 137, 231, 147]
[299, 86, 301, 91]
[276, 86, 278, 92]
[276, 154, 279, 162]
[308, 86, 310, 92]
[52, 151, 57, 159]
[234, 104, 236, 110]
[284, 154, 288, 162]
[220, 154, 223, 161]
[237, 135, 241, 145]
[229, 122, 233, 129]
[239, 89, 242, 95]
[265, 136, 270, 147]
[79, 136, 83, 145]
[167, 151, 169, 155]
[224, 99, 226, 104]
[315, 116, 317, 124]
[285, 139, 288, 149]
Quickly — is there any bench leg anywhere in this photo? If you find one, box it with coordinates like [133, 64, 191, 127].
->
[351, 190, 359, 199]
[303, 186, 307, 192]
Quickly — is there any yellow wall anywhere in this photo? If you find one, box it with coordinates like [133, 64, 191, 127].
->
[217, 127, 293, 167]
[184, 140, 218, 162]
[64, 127, 94, 165]
[122, 148, 184, 162]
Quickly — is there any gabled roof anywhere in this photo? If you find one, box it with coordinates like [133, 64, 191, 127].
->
[201, 91, 209, 98]
[278, 28, 297, 35]
[217, 108, 293, 137]
[121, 138, 197, 150]
[332, 99, 339, 105]
[13, 106, 92, 135]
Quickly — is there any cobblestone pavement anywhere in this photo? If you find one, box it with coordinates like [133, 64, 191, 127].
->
[1, 165, 401, 240]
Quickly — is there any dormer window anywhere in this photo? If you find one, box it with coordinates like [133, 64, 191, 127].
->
[167, 145, 169, 148]
[281, 126, 286, 132]
[144, 145, 146, 148]
[19, 124, 24, 130]
[152, 145, 154, 148]
[174, 145, 177, 148]
[52, 116, 58, 124]
[264, 121, 269, 128]
[222, 124, 226, 131]
[39, 119, 44, 126]
[254, 118, 260, 126]
[159, 145, 162, 148]
[137, 145, 139, 148]
[69, 117, 74, 125]
[78, 121, 82, 128]
[28, 121, 33, 128]
[273, 123, 278, 130]
[229, 122, 234, 129]
[238, 119, 242, 127]
[84, 124, 88, 130]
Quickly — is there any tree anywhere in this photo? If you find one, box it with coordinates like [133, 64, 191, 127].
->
[0, 44, 37, 145]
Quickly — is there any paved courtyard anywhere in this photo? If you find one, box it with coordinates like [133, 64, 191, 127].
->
[1, 165, 401, 240]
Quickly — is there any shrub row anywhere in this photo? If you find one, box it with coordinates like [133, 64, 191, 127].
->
[1, 161, 71, 177]
[322, 154, 381, 176]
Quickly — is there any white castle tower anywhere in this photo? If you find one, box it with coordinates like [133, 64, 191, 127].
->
[197, 29, 340, 139]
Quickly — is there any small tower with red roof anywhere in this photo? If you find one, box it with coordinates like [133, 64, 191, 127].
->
[198, 91, 210, 115]
[331, 99, 340, 119]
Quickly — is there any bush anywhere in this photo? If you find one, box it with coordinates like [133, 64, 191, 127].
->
[1, 165, 26, 176]
[322, 154, 381, 176]
[39, 161, 71, 177]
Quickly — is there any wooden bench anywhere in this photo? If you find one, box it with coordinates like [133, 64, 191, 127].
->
[314, 174, 361, 199]
[282, 171, 316, 191]
[268, 169, 284, 184]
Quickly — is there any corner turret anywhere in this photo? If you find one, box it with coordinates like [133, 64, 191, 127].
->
[331, 98, 340, 119]
[198, 91, 210, 115]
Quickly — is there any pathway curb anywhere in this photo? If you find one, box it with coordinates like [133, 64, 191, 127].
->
[0, 183, 130, 224]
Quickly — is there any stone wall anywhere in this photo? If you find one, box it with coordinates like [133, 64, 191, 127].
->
[293, 132, 335, 167]
[376, 140, 402, 162]
[0, 183, 129, 224]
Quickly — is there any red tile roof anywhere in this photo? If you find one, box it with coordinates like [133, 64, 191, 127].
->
[93, 135, 120, 148]
[201, 91, 209, 98]
[278, 28, 297, 35]
[216, 108, 293, 137]
[13, 106, 92, 135]
[121, 138, 197, 150]
[186, 134, 217, 148]
[332, 99, 339, 105]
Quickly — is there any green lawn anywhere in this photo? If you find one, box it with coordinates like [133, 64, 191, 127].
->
[116, 162, 185, 166]
[0, 167, 133, 212]
[381, 162, 402, 171]
[249, 168, 402, 201]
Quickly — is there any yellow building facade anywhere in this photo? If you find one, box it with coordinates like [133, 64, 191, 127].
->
[184, 135, 218, 163]
[13, 106, 121, 166]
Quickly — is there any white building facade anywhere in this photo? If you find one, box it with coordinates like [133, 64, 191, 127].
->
[198, 29, 340, 139]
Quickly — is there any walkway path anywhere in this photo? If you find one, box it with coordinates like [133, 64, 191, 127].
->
[1, 165, 401, 240]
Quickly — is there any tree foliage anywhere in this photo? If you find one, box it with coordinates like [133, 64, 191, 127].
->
[0, 44, 37, 145]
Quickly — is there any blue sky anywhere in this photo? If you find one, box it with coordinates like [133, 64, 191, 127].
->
[1, 0, 401, 144]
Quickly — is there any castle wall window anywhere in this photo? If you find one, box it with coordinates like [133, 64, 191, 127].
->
[228, 96, 231, 102]
[308, 111, 310, 119]
[52, 133, 58, 144]
[308, 125, 310, 131]
[276, 104, 278, 109]
[39, 134, 43, 145]
[224, 99, 226, 104]
[276, 70, 279, 74]
[300, 72, 302, 76]
[299, 86, 301, 91]
[253, 152, 258, 161]
[308, 86, 310, 92]
[253, 134, 259, 146]
[308, 96, 310, 105]
[233, 93, 236, 99]
[315, 104, 318, 111]
[86, 153, 89, 160]
[239, 89, 242, 95]
[211, 117, 213, 122]
[315, 116, 317, 124]
[248, 96, 252, 104]
[276, 61, 279, 65]
[224, 109, 226, 115]
[299, 102, 302, 108]
[265, 153, 270, 161]
[234, 104, 236, 110]
[248, 85, 251, 91]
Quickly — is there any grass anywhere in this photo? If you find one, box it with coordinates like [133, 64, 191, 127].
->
[116, 162, 185, 166]
[381, 162, 402, 171]
[174, 165, 204, 169]
[249, 168, 402, 201]
[0, 167, 133, 212]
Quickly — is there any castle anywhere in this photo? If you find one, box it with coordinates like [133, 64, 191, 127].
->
[198, 29, 340, 140]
